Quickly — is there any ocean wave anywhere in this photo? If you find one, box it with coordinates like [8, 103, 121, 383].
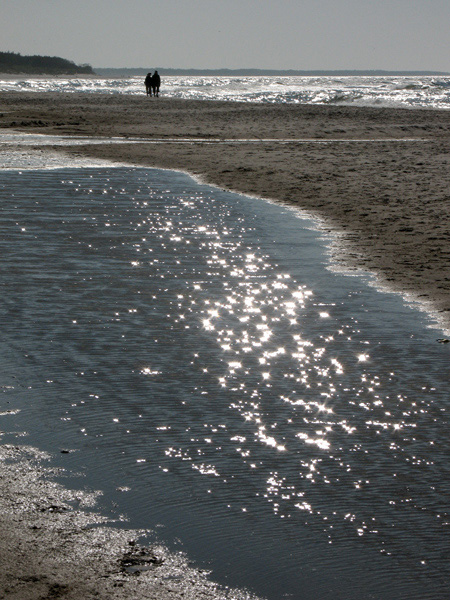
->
[2, 74, 450, 109]
[431, 79, 450, 89]
[320, 91, 364, 104]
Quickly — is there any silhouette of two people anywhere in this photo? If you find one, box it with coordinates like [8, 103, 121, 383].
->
[145, 71, 161, 97]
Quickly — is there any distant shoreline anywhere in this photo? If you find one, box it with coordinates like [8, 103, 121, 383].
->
[95, 67, 450, 77]
[1, 68, 449, 79]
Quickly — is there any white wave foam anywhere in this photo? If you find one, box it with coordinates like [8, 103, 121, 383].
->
[2, 74, 450, 109]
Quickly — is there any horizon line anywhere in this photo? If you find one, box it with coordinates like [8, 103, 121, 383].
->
[94, 67, 450, 76]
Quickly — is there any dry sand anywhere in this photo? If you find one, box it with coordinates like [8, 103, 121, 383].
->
[1, 91, 450, 599]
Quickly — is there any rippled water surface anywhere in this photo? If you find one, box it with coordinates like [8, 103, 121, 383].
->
[2, 74, 450, 108]
[1, 168, 450, 599]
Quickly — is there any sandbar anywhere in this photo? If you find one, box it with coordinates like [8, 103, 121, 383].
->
[1, 92, 450, 329]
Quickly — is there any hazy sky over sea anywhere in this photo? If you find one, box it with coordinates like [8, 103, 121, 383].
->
[2, 0, 450, 71]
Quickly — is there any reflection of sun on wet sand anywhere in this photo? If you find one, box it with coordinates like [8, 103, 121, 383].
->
[2, 91, 449, 330]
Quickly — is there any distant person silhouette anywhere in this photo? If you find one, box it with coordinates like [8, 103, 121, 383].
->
[144, 72, 152, 96]
[152, 70, 161, 97]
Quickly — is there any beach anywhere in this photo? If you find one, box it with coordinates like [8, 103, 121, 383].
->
[1, 92, 450, 328]
[0, 443, 255, 600]
[1, 91, 450, 600]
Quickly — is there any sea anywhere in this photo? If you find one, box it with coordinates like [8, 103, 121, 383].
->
[1, 74, 450, 109]
[0, 80, 450, 599]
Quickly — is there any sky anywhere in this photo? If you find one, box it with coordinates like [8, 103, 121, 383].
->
[2, 0, 450, 71]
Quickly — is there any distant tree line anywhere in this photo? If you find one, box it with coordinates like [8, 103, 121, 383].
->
[0, 51, 94, 74]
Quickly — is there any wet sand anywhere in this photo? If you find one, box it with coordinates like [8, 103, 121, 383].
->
[1, 91, 450, 599]
[1, 92, 450, 328]
[0, 444, 254, 600]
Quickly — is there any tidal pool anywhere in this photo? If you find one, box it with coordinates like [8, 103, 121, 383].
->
[1, 167, 449, 600]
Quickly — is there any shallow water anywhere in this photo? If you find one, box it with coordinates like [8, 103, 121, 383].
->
[1, 167, 450, 599]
